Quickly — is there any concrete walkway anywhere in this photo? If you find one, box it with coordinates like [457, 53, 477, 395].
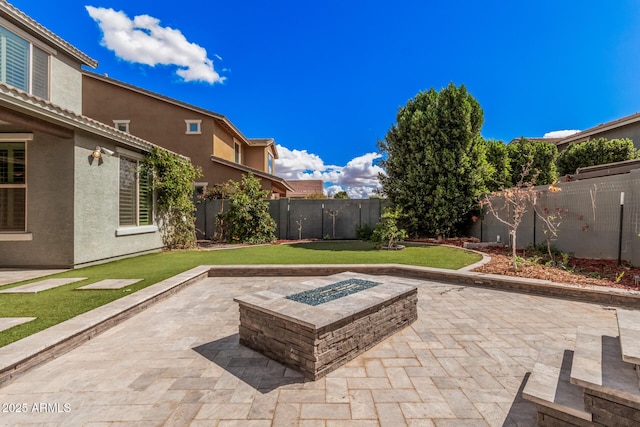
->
[0, 275, 615, 426]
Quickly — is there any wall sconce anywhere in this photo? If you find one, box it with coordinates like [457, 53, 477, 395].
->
[88, 146, 115, 165]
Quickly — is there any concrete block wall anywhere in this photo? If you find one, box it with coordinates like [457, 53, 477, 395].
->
[197, 198, 388, 240]
[470, 170, 640, 265]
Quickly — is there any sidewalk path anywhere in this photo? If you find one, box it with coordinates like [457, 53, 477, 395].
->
[0, 275, 614, 426]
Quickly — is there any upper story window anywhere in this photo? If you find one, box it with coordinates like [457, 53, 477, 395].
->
[185, 119, 201, 134]
[113, 120, 130, 133]
[268, 152, 274, 174]
[234, 142, 241, 163]
[0, 24, 49, 99]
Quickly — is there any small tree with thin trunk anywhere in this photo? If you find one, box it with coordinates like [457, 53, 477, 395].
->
[479, 162, 537, 270]
[533, 184, 564, 264]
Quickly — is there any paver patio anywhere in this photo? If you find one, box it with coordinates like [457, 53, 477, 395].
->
[0, 275, 616, 426]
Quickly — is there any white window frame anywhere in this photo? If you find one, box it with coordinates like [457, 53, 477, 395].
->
[234, 142, 241, 163]
[0, 19, 52, 99]
[267, 152, 274, 174]
[185, 119, 202, 134]
[113, 120, 130, 133]
[115, 148, 157, 236]
[0, 133, 33, 240]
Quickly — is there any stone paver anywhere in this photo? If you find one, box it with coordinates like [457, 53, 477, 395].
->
[77, 279, 142, 290]
[0, 275, 615, 426]
[0, 269, 67, 287]
[0, 277, 86, 293]
[0, 318, 36, 333]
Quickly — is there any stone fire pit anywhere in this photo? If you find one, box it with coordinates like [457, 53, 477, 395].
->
[234, 272, 418, 380]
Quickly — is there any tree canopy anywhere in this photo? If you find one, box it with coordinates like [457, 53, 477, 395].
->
[556, 137, 638, 176]
[378, 83, 488, 237]
[506, 138, 558, 185]
[484, 139, 511, 192]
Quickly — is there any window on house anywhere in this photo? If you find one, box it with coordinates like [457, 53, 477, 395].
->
[113, 120, 130, 133]
[235, 142, 241, 163]
[0, 24, 49, 99]
[185, 119, 201, 134]
[268, 152, 274, 174]
[0, 142, 26, 232]
[119, 156, 153, 227]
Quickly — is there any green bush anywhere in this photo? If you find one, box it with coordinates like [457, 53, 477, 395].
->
[220, 173, 276, 244]
[143, 147, 202, 249]
[372, 207, 408, 248]
[556, 137, 638, 176]
[355, 224, 374, 241]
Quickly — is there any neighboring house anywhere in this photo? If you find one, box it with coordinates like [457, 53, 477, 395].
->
[512, 112, 640, 152]
[285, 180, 325, 198]
[81, 72, 293, 198]
[554, 112, 640, 151]
[0, 2, 175, 268]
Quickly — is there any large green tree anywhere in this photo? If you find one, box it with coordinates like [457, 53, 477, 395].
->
[506, 138, 558, 185]
[556, 137, 638, 176]
[378, 83, 488, 237]
[484, 139, 511, 192]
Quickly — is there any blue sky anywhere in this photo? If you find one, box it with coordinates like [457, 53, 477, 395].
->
[11, 1, 640, 197]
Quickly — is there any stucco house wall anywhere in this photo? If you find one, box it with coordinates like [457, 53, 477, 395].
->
[0, 132, 75, 267]
[73, 133, 162, 266]
[81, 72, 291, 197]
[50, 51, 83, 113]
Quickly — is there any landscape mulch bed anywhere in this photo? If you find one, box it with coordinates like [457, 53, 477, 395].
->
[410, 238, 640, 291]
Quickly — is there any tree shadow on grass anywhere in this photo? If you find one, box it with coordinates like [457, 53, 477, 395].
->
[192, 333, 306, 393]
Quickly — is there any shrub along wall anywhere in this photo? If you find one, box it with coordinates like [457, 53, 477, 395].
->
[196, 198, 388, 241]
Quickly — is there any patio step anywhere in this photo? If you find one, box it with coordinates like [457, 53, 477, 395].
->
[569, 323, 640, 426]
[617, 309, 640, 389]
[522, 348, 592, 425]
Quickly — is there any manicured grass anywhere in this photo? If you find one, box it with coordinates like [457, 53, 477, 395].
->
[0, 241, 481, 346]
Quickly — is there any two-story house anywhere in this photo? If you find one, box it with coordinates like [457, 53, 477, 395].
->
[0, 1, 177, 268]
[81, 72, 293, 199]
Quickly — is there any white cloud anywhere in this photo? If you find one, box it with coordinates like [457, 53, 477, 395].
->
[543, 129, 580, 138]
[86, 6, 226, 84]
[276, 145, 382, 198]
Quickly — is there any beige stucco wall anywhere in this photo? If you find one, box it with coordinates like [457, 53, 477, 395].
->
[213, 125, 238, 162]
[244, 146, 265, 171]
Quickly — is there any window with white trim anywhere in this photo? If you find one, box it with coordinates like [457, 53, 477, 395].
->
[234, 142, 241, 163]
[268, 152, 274, 174]
[0, 24, 49, 99]
[119, 156, 153, 227]
[185, 119, 201, 134]
[0, 141, 26, 232]
[113, 120, 130, 133]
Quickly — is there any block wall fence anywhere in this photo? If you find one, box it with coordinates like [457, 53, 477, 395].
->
[469, 169, 640, 266]
[196, 198, 389, 241]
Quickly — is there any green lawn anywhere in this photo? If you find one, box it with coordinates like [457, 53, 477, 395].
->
[0, 241, 481, 347]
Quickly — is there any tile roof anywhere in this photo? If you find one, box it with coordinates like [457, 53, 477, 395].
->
[0, 1, 97, 67]
[0, 82, 186, 159]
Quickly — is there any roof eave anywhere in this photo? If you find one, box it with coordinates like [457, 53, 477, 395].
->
[0, 84, 187, 159]
[0, 2, 97, 68]
[210, 155, 294, 192]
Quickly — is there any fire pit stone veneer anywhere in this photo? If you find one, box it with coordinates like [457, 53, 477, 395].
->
[234, 272, 418, 380]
